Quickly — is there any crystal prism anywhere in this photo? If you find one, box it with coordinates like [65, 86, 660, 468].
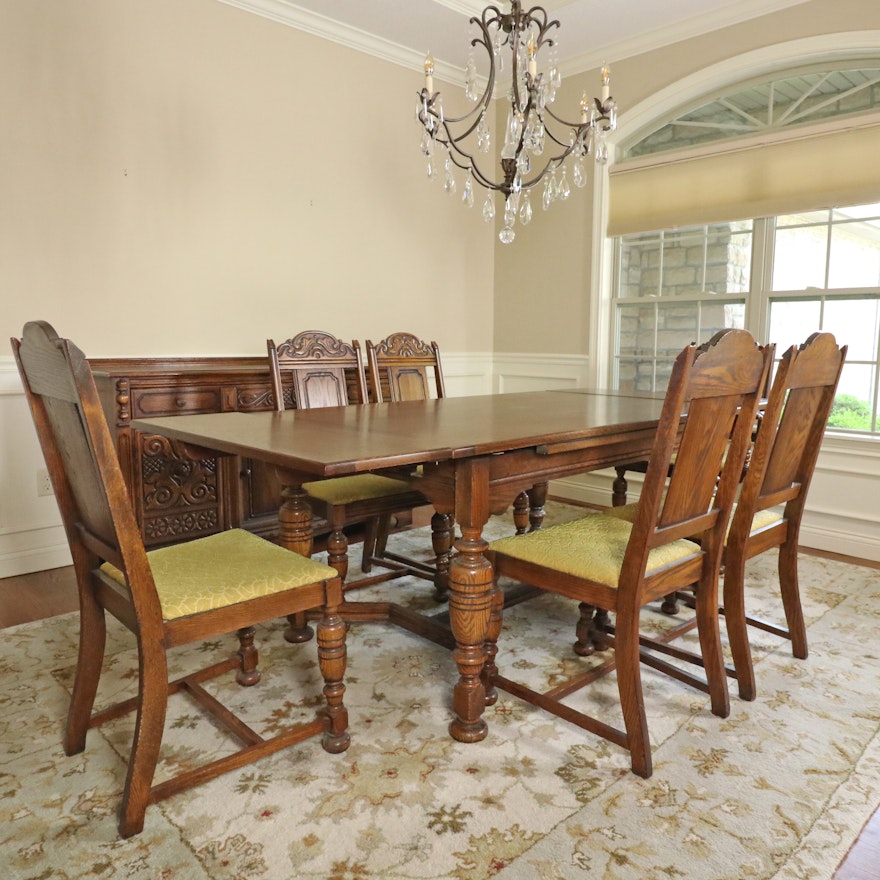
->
[560, 169, 571, 200]
[463, 172, 475, 207]
[482, 193, 495, 222]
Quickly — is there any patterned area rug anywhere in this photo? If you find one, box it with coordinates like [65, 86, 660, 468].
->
[2, 503, 879, 880]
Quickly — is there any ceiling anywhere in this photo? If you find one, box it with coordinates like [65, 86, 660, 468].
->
[219, 0, 813, 79]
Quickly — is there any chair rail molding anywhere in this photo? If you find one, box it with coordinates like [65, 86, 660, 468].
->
[493, 352, 591, 394]
[439, 351, 494, 397]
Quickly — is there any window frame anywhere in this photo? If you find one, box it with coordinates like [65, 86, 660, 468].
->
[609, 208, 880, 436]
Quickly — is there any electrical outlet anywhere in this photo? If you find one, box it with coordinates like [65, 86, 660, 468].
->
[37, 468, 54, 497]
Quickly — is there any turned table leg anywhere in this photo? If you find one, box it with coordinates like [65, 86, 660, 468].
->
[278, 482, 316, 643]
[447, 459, 493, 743]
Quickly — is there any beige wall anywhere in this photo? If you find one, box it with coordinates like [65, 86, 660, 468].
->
[1, 0, 495, 358]
[493, 0, 880, 355]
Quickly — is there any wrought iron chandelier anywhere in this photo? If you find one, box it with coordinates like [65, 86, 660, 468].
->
[416, 1, 618, 244]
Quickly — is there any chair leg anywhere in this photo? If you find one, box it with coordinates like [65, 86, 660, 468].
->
[316, 606, 350, 754]
[614, 603, 652, 778]
[326, 510, 350, 582]
[722, 549, 756, 701]
[695, 575, 730, 718]
[527, 482, 548, 532]
[431, 511, 454, 602]
[574, 602, 596, 656]
[510, 484, 549, 535]
[236, 626, 261, 686]
[360, 516, 380, 573]
[513, 491, 530, 535]
[284, 612, 314, 644]
[659, 592, 680, 615]
[64, 589, 107, 755]
[373, 511, 393, 559]
[778, 540, 808, 660]
[612, 467, 629, 507]
[118, 642, 169, 838]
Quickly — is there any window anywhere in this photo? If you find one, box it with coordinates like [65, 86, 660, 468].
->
[611, 203, 880, 436]
[613, 222, 750, 391]
[625, 65, 880, 160]
[766, 205, 880, 433]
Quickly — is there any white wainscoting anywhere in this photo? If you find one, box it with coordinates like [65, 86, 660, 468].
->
[2, 350, 879, 579]
[1, 358, 72, 577]
[493, 352, 592, 394]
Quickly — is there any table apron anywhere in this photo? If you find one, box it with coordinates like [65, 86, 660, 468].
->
[412, 433, 656, 512]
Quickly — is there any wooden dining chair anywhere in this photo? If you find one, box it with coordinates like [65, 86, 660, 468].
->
[365, 331, 446, 403]
[485, 329, 771, 777]
[12, 321, 350, 838]
[364, 331, 455, 599]
[608, 333, 847, 701]
[722, 332, 846, 701]
[267, 331, 428, 587]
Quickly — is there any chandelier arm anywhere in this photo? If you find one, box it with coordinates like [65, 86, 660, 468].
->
[441, 141, 506, 192]
[521, 167, 552, 192]
[536, 113, 584, 151]
[529, 10, 559, 49]
[540, 104, 581, 130]
[425, 97, 490, 131]
[480, 4, 505, 29]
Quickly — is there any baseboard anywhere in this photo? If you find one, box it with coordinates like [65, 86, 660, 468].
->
[0, 542, 72, 580]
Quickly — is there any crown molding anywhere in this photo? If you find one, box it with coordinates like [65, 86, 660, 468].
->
[433, 0, 576, 12]
[219, 0, 814, 82]
[216, 0, 462, 84]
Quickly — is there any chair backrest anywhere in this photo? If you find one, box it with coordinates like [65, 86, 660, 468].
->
[625, 328, 772, 584]
[728, 331, 846, 545]
[12, 321, 159, 622]
[365, 332, 446, 403]
[267, 331, 369, 411]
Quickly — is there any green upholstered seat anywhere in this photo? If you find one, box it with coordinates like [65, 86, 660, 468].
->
[489, 514, 701, 589]
[102, 528, 337, 620]
[303, 474, 416, 506]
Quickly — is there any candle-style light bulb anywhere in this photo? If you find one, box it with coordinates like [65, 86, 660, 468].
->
[424, 52, 435, 94]
[601, 63, 611, 103]
[527, 35, 537, 78]
[580, 91, 590, 124]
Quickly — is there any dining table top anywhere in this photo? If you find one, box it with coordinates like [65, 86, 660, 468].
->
[130, 389, 669, 478]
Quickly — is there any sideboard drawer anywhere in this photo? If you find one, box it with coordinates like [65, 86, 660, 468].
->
[131, 388, 222, 417]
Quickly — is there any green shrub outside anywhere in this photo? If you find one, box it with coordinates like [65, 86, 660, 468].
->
[827, 393, 872, 430]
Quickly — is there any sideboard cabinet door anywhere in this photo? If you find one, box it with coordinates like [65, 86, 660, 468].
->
[90, 357, 280, 547]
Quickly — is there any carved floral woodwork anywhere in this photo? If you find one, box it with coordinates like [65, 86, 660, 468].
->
[90, 357, 281, 547]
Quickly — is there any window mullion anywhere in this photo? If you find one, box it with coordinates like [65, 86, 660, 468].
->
[747, 217, 773, 341]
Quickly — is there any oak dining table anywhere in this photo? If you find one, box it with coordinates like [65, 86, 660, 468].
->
[132, 388, 667, 745]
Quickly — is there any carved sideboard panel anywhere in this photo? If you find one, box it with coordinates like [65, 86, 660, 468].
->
[91, 357, 282, 547]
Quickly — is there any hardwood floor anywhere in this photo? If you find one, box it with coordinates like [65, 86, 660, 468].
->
[1, 541, 877, 878]
[0, 564, 78, 628]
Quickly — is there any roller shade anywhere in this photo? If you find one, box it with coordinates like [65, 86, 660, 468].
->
[607, 121, 880, 237]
